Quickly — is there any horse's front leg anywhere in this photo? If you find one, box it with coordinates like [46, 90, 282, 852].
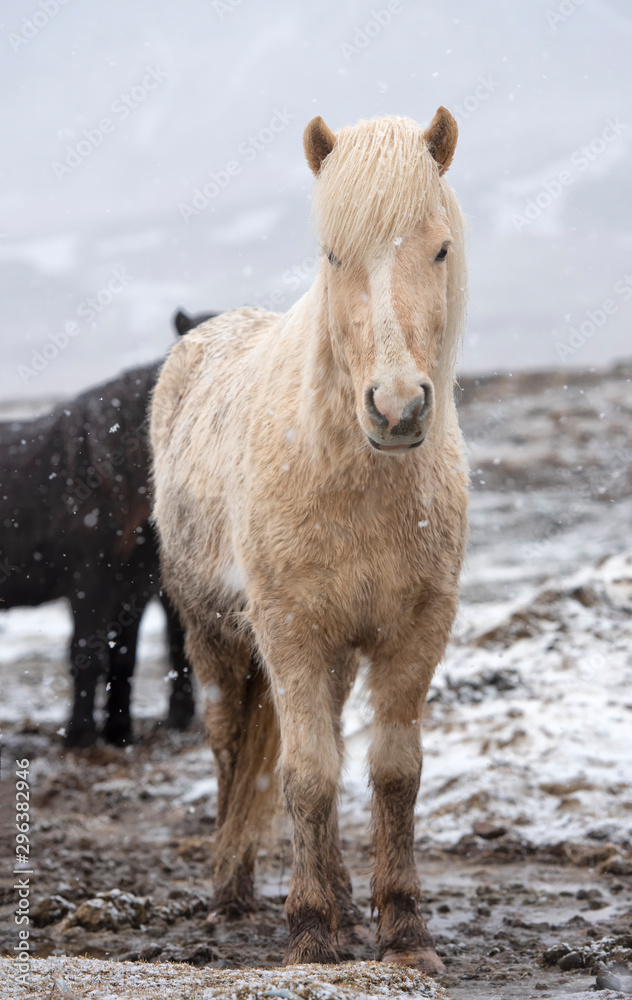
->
[258, 628, 345, 965]
[368, 595, 457, 976]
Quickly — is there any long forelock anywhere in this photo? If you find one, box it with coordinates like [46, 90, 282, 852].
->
[313, 115, 444, 263]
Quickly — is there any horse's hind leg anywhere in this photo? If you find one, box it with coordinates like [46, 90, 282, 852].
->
[367, 593, 456, 976]
[185, 618, 278, 917]
[209, 659, 279, 917]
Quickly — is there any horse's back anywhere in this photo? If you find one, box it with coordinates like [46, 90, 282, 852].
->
[0, 409, 68, 605]
[0, 363, 162, 609]
[178, 307, 279, 372]
[151, 306, 279, 455]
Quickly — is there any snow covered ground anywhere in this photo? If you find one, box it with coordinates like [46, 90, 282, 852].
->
[341, 501, 632, 850]
[0, 958, 448, 1000]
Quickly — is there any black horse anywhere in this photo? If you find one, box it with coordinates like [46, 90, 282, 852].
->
[0, 309, 215, 747]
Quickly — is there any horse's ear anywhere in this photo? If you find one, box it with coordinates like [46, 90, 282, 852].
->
[304, 116, 336, 175]
[423, 106, 458, 173]
[174, 310, 193, 337]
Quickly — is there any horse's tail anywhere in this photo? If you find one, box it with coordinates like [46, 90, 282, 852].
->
[211, 663, 281, 911]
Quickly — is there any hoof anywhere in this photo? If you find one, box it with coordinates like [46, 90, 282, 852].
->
[206, 905, 256, 925]
[206, 887, 256, 923]
[284, 930, 339, 966]
[102, 722, 134, 747]
[382, 947, 446, 976]
[165, 703, 195, 731]
[64, 721, 98, 748]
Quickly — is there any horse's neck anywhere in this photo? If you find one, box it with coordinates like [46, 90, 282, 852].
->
[289, 283, 355, 435]
[262, 284, 390, 493]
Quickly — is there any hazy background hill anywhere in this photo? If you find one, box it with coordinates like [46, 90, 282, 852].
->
[1, 0, 631, 399]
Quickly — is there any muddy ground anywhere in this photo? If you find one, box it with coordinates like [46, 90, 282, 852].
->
[1, 361, 631, 998]
[1, 719, 632, 999]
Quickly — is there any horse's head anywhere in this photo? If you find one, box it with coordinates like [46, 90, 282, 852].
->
[304, 110, 465, 454]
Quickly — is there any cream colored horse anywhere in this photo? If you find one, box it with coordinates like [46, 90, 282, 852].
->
[150, 108, 468, 974]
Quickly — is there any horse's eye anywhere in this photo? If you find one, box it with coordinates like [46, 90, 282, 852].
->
[327, 249, 342, 267]
[434, 245, 449, 262]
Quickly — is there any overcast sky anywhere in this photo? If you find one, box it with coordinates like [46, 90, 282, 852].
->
[1, 0, 631, 399]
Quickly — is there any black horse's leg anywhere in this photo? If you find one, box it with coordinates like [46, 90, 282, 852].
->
[103, 598, 148, 746]
[65, 597, 108, 748]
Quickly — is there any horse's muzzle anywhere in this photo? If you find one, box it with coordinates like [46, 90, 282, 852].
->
[363, 380, 433, 452]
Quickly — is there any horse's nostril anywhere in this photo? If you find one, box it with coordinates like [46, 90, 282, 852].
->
[388, 384, 434, 438]
[365, 386, 388, 429]
[396, 393, 425, 429]
[418, 382, 434, 421]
